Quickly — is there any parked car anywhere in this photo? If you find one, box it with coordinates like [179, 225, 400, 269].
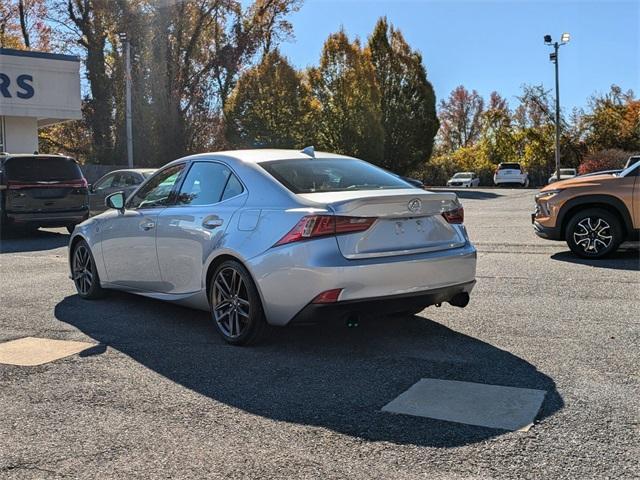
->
[447, 172, 480, 188]
[68, 148, 477, 345]
[89, 168, 155, 214]
[532, 158, 640, 258]
[548, 168, 577, 184]
[494, 163, 529, 187]
[0, 153, 89, 233]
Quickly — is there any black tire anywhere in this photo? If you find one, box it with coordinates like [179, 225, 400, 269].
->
[71, 239, 105, 299]
[209, 260, 268, 346]
[565, 208, 623, 259]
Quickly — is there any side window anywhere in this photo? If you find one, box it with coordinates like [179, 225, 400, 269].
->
[111, 173, 127, 188]
[128, 164, 185, 209]
[221, 173, 244, 201]
[120, 173, 138, 186]
[176, 162, 234, 206]
[94, 173, 115, 191]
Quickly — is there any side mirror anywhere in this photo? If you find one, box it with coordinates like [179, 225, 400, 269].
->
[105, 191, 125, 212]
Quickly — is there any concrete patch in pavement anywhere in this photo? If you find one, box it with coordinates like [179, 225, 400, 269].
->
[0, 337, 95, 366]
[382, 378, 546, 431]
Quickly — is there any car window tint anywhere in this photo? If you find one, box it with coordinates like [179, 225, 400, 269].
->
[260, 158, 410, 194]
[221, 173, 244, 201]
[176, 162, 232, 206]
[499, 163, 521, 170]
[128, 164, 185, 209]
[94, 173, 115, 190]
[4, 156, 82, 181]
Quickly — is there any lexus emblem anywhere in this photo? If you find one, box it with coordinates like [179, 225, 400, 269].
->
[407, 198, 422, 213]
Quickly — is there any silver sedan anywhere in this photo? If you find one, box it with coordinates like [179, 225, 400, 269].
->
[68, 149, 477, 345]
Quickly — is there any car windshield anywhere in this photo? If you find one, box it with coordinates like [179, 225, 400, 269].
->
[559, 169, 575, 175]
[259, 158, 411, 193]
[453, 173, 472, 179]
[4, 156, 82, 182]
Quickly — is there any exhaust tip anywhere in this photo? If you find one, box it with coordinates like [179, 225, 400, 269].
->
[448, 292, 470, 308]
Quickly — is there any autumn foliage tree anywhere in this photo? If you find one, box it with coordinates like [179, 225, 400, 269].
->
[437, 86, 485, 151]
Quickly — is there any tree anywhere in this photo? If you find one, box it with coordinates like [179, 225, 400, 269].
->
[581, 85, 640, 152]
[308, 30, 383, 163]
[225, 50, 312, 148]
[66, 0, 116, 164]
[438, 86, 484, 152]
[367, 17, 439, 173]
[0, 0, 50, 49]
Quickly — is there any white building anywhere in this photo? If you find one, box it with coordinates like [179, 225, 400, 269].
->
[0, 48, 81, 154]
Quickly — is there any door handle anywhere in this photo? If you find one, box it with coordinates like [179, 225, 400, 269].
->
[140, 220, 155, 231]
[202, 217, 224, 229]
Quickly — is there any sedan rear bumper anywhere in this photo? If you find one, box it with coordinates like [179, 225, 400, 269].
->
[290, 280, 476, 324]
[247, 238, 477, 326]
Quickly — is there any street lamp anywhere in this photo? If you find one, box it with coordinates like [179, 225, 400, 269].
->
[544, 33, 570, 182]
[118, 32, 133, 169]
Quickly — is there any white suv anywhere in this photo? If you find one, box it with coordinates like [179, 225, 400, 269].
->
[494, 163, 529, 187]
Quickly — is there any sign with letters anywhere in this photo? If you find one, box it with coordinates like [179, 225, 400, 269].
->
[0, 73, 35, 99]
[0, 49, 81, 122]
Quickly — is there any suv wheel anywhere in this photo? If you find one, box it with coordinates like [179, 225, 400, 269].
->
[565, 208, 622, 258]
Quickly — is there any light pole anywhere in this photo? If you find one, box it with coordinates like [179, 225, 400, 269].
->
[119, 32, 133, 169]
[544, 33, 570, 182]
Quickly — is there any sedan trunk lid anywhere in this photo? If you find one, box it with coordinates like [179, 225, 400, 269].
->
[298, 189, 467, 259]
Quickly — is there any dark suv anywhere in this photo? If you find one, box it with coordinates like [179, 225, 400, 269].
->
[0, 154, 89, 233]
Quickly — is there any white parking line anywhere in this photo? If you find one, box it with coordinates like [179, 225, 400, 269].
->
[382, 378, 546, 431]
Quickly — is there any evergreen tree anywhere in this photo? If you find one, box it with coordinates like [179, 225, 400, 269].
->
[307, 30, 384, 163]
[368, 17, 439, 173]
[225, 50, 313, 148]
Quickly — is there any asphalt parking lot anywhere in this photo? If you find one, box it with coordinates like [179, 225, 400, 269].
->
[1, 188, 638, 479]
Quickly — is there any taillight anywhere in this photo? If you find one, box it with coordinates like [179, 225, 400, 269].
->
[442, 206, 464, 224]
[274, 215, 376, 247]
[312, 288, 343, 304]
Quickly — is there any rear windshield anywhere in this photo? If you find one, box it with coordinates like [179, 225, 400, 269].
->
[560, 169, 575, 175]
[453, 173, 472, 178]
[499, 163, 521, 170]
[259, 158, 411, 193]
[5, 156, 83, 182]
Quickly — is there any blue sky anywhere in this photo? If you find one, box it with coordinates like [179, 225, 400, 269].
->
[276, 0, 639, 111]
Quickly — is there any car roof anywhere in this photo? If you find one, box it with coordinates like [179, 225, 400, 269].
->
[0, 153, 74, 161]
[177, 149, 356, 165]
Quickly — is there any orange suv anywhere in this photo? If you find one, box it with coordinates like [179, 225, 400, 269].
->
[532, 159, 639, 258]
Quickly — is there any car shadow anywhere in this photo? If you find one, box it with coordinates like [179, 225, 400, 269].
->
[0, 228, 69, 254]
[54, 293, 563, 448]
[428, 188, 503, 200]
[551, 248, 640, 271]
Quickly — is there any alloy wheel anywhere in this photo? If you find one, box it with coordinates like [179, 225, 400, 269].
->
[212, 267, 251, 339]
[572, 217, 612, 254]
[73, 244, 94, 295]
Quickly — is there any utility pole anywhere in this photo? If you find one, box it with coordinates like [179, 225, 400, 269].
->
[544, 33, 570, 183]
[121, 34, 134, 169]
[552, 42, 560, 182]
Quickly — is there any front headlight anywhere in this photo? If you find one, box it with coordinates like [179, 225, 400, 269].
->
[535, 189, 563, 202]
